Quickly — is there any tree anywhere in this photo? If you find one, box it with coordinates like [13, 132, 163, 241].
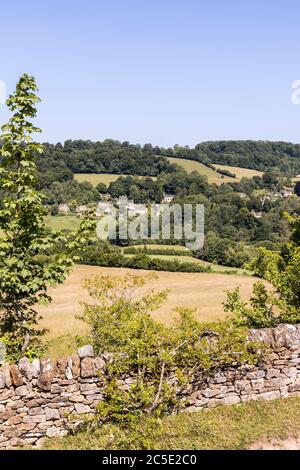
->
[0, 74, 95, 360]
[224, 214, 300, 327]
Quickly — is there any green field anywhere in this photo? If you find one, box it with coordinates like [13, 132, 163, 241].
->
[166, 157, 236, 184]
[74, 173, 157, 187]
[129, 244, 191, 252]
[214, 164, 264, 179]
[43, 396, 300, 450]
[44, 215, 80, 231]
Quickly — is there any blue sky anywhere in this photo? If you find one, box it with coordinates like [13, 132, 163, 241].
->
[1, 0, 300, 146]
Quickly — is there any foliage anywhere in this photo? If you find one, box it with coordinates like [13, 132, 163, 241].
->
[0, 74, 95, 361]
[190, 140, 300, 173]
[123, 246, 191, 257]
[224, 214, 300, 327]
[81, 242, 211, 273]
[79, 273, 258, 446]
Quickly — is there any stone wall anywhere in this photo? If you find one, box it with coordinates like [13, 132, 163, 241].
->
[1, 324, 300, 449]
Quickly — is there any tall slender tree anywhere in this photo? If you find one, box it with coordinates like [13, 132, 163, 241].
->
[0, 74, 95, 360]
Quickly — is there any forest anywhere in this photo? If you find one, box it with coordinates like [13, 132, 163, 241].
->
[28, 138, 300, 269]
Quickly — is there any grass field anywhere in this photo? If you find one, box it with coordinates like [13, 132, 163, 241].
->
[166, 157, 236, 184]
[74, 173, 157, 187]
[166, 157, 264, 184]
[44, 215, 80, 231]
[38, 265, 259, 357]
[43, 396, 300, 450]
[131, 244, 191, 252]
[213, 164, 264, 179]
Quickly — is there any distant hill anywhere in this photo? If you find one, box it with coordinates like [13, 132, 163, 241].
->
[36, 139, 300, 190]
[164, 140, 300, 174]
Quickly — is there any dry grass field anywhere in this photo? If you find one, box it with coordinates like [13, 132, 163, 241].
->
[38, 265, 259, 357]
[74, 173, 157, 187]
[166, 157, 236, 184]
[213, 164, 264, 179]
[166, 157, 264, 184]
[74, 163, 263, 188]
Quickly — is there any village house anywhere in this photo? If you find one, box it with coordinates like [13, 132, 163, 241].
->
[162, 193, 175, 204]
[95, 201, 114, 216]
[76, 205, 87, 216]
[128, 205, 148, 218]
[117, 196, 135, 210]
[58, 203, 71, 214]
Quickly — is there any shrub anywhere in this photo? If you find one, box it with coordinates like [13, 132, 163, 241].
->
[81, 246, 211, 273]
[123, 246, 191, 257]
[224, 214, 300, 327]
[79, 273, 258, 447]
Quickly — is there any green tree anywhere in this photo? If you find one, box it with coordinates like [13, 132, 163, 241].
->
[224, 214, 300, 327]
[0, 74, 95, 360]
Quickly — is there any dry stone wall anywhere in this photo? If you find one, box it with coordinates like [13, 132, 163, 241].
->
[1, 324, 300, 449]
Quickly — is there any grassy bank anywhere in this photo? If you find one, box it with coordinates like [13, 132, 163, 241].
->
[213, 164, 264, 180]
[42, 397, 300, 450]
[166, 157, 236, 184]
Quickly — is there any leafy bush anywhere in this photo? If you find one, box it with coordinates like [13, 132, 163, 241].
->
[79, 273, 258, 447]
[224, 214, 300, 327]
[81, 244, 211, 273]
[123, 246, 191, 257]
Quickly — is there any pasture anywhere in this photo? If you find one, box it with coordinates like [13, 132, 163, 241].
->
[44, 215, 80, 231]
[74, 173, 157, 187]
[166, 157, 236, 184]
[213, 164, 264, 179]
[131, 243, 191, 252]
[38, 265, 259, 357]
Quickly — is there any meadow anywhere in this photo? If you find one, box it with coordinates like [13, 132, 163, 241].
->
[167, 156, 265, 184]
[213, 164, 264, 179]
[73, 161, 265, 188]
[38, 264, 258, 358]
[44, 215, 81, 231]
[131, 243, 191, 252]
[166, 157, 236, 184]
[74, 173, 157, 187]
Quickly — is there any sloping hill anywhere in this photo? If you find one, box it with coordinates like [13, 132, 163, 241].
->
[166, 157, 236, 184]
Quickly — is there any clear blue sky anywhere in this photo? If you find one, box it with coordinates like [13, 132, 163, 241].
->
[1, 0, 300, 146]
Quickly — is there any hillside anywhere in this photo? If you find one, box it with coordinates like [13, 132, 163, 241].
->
[166, 156, 236, 184]
[38, 140, 300, 190]
[74, 173, 157, 187]
[180, 140, 300, 174]
[213, 164, 264, 179]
